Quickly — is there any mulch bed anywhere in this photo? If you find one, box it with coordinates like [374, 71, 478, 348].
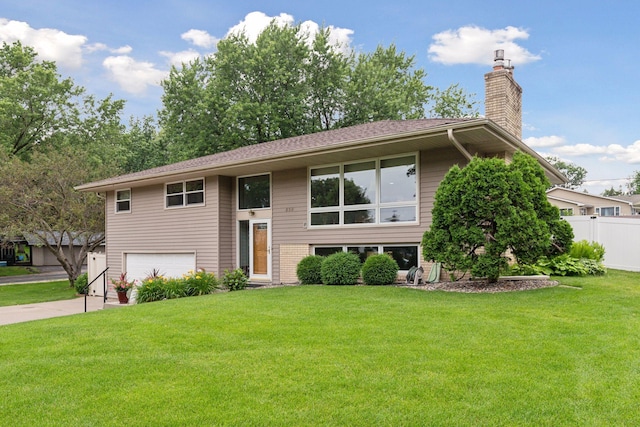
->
[399, 278, 559, 293]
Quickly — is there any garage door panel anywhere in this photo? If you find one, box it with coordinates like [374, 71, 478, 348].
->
[125, 253, 196, 282]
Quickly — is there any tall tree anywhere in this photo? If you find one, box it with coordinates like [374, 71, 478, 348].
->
[340, 44, 431, 126]
[422, 152, 573, 282]
[0, 148, 108, 287]
[627, 171, 640, 195]
[546, 156, 587, 189]
[159, 22, 476, 162]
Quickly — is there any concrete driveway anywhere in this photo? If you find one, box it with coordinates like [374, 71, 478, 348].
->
[0, 266, 106, 326]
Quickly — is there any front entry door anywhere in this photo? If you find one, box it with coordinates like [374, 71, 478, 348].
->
[250, 219, 271, 279]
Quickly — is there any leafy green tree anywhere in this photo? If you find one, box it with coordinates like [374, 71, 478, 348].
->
[120, 115, 168, 173]
[627, 171, 640, 195]
[546, 156, 587, 189]
[0, 41, 126, 160]
[430, 84, 479, 118]
[422, 152, 573, 282]
[340, 44, 431, 126]
[159, 22, 477, 162]
[0, 147, 108, 287]
[602, 186, 625, 197]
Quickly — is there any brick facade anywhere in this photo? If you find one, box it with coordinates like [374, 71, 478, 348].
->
[279, 244, 311, 284]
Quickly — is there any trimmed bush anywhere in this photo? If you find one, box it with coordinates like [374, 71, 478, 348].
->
[296, 255, 324, 284]
[321, 251, 361, 285]
[361, 254, 400, 285]
[74, 273, 89, 294]
[223, 268, 248, 291]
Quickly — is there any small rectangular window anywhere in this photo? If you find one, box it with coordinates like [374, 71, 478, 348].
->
[166, 179, 204, 208]
[238, 174, 271, 209]
[115, 189, 131, 213]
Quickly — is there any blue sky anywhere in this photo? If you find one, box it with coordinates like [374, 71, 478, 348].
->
[2, 0, 639, 194]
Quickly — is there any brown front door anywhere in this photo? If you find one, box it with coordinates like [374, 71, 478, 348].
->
[252, 222, 268, 276]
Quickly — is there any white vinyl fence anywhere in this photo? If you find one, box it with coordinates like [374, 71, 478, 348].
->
[564, 216, 640, 272]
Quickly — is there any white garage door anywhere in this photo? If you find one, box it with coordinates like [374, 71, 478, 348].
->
[124, 253, 196, 282]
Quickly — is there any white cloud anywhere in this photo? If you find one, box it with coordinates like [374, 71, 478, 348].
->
[0, 18, 86, 68]
[428, 25, 541, 66]
[102, 55, 168, 95]
[524, 135, 566, 148]
[552, 140, 640, 163]
[159, 49, 201, 67]
[181, 29, 219, 49]
[227, 11, 295, 43]
[86, 43, 132, 54]
[225, 11, 353, 52]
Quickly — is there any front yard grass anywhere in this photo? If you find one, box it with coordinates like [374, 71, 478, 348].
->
[0, 266, 38, 277]
[0, 280, 76, 306]
[0, 270, 638, 426]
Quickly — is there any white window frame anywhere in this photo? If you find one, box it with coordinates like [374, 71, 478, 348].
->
[312, 244, 420, 272]
[596, 206, 620, 216]
[237, 173, 272, 211]
[308, 153, 419, 228]
[165, 178, 205, 209]
[115, 189, 131, 214]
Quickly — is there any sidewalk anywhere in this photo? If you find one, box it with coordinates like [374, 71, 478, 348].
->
[0, 266, 73, 286]
[0, 296, 104, 326]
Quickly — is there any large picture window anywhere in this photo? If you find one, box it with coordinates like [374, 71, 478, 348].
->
[238, 174, 271, 210]
[166, 179, 204, 208]
[309, 154, 417, 226]
[313, 245, 419, 271]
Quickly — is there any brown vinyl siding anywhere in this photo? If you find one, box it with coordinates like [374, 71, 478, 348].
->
[216, 176, 234, 275]
[105, 176, 221, 281]
[271, 147, 467, 250]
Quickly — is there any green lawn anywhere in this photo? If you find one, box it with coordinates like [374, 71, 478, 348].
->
[0, 266, 38, 277]
[0, 280, 76, 306]
[0, 270, 638, 426]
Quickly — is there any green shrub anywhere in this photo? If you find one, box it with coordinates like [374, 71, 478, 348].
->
[296, 255, 324, 284]
[183, 269, 218, 295]
[74, 273, 89, 294]
[361, 254, 399, 285]
[135, 277, 167, 303]
[321, 251, 361, 285]
[506, 263, 548, 276]
[569, 240, 605, 262]
[223, 268, 248, 291]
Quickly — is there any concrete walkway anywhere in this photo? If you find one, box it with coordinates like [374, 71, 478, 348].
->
[0, 296, 104, 326]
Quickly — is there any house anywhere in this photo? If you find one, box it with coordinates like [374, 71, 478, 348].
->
[0, 235, 104, 267]
[546, 187, 637, 216]
[77, 51, 565, 286]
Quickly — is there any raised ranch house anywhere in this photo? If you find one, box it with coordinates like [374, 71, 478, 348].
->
[77, 52, 566, 287]
[547, 187, 639, 217]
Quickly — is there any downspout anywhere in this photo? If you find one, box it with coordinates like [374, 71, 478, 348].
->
[447, 128, 473, 162]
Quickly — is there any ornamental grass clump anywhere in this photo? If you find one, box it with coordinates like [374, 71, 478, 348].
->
[361, 254, 399, 285]
[321, 251, 361, 285]
[296, 255, 324, 284]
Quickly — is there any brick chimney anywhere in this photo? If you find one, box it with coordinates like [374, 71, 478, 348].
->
[484, 50, 522, 139]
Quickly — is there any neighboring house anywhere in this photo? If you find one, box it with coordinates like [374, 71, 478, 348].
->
[546, 187, 637, 217]
[0, 234, 105, 267]
[77, 52, 566, 286]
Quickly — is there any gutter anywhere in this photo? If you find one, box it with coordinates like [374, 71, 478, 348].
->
[447, 128, 473, 161]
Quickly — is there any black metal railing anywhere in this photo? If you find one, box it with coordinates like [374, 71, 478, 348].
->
[81, 267, 109, 312]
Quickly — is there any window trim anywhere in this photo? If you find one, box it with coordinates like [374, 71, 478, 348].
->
[308, 152, 419, 228]
[596, 206, 620, 216]
[115, 188, 131, 214]
[237, 173, 272, 211]
[165, 178, 205, 209]
[312, 244, 420, 272]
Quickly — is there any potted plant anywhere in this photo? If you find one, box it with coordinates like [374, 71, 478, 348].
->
[111, 272, 134, 304]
